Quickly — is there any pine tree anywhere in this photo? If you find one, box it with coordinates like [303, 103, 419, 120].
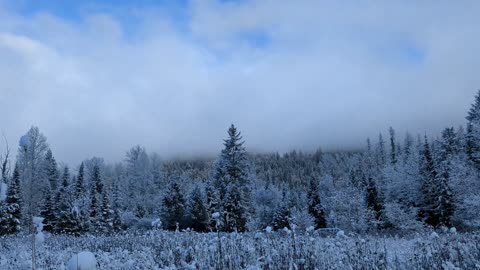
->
[434, 128, 457, 227]
[466, 90, 480, 169]
[389, 127, 397, 165]
[40, 189, 56, 232]
[98, 191, 113, 234]
[376, 133, 386, 166]
[189, 185, 209, 232]
[272, 191, 292, 231]
[213, 124, 252, 232]
[366, 177, 389, 230]
[162, 179, 186, 230]
[307, 178, 326, 229]
[418, 136, 439, 227]
[44, 149, 59, 191]
[75, 162, 85, 199]
[111, 180, 123, 232]
[92, 165, 103, 194]
[205, 179, 219, 230]
[89, 183, 98, 232]
[0, 165, 22, 235]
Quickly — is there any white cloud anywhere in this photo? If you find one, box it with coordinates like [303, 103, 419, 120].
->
[0, 1, 479, 165]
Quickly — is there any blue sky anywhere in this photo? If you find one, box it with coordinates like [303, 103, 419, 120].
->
[0, 0, 478, 164]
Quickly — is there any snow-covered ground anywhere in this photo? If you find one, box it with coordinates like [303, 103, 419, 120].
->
[1, 231, 479, 269]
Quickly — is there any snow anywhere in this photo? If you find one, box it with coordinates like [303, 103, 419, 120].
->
[430, 232, 439, 239]
[67, 252, 97, 270]
[265, 226, 272, 233]
[33, 217, 45, 245]
[151, 218, 162, 229]
[449, 227, 457, 234]
[336, 230, 346, 238]
[0, 182, 6, 201]
[212, 212, 220, 219]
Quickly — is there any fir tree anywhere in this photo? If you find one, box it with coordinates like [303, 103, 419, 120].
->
[418, 136, 439, 227]
[98, 191, 113, 234]
[75, 162, 85, 199]
[92, 165, 103, 194]
[0, 165, 22, 235]
[272, 191, 292, 231]
[89, 183, 98, 232]
[44, 149, 59, 191]
[366, 177, 389, 230]
[189, 185, 209, 232]
[307, 178, 326, 229]
[213, 124, 252, 232]
[40, 189, 56, 232]
[466, 90, 480, 168]
[162, 179, 186, 230]
[389, 127, 397, 165]
[376, 133, 386, 166]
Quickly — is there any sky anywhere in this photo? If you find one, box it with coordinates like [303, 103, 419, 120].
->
[0, 0, 479, 165]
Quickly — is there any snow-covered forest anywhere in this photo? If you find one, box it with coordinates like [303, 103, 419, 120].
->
[1, 91, 480, 269]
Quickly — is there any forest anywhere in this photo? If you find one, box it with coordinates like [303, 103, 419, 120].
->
[1, 91, 480, 269]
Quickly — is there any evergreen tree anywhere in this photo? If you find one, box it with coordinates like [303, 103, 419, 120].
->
[418, 136, 439, 227]
[162, 179, 186, 230]
[89, 183, 98, 232]
[40, 189, 56, 232]
[205, 179, 219, 230]
[272, 191, 292, 230]
[0, 165, 22, 235]
[376, 133, 386, 166]
[466, 90, 480, 169]
[366, 177, 389, 230]
[213, 124, 252, 232]
[389, 127, 397, 165]
[92, 165, 103, 194]
[75, 163, 85, 199]
[110, 180, 122, 232]
[44, 149, 59, 191]
[189, 185, 209, 232]
[98, 191, 113, 234]
[434, 128, 457, 227]
[307, 178, 326, 229]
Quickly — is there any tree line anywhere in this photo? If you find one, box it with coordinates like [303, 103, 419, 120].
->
[1, 91, 480, 236]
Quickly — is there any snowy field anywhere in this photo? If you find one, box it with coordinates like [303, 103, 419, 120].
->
[1, 231, 479, 270]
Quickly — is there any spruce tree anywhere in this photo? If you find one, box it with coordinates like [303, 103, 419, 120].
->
[40, 190, 56, 232]
[89, 183, 98, 232]
[189, 185, 209, 232]
[307, 178, 326, 229]
[366, 177, 389, 230]
[0, 165, 22, 235]
[466, 90, 480, 168]
[389, 127, 397, 165]
[418, 136, 439, 227]
[213, 124, 252, 232]
[162, 179, 186, 230]
[376, 133, 386, 166]
[272, 191, 292, 231]
[98, 191, 113, 234]
[44, 149, 59, 191]
[434, 128, 457, 227]
[75, 162, 85, 199]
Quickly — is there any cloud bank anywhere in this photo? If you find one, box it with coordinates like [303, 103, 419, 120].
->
[0, 0, 479, 165]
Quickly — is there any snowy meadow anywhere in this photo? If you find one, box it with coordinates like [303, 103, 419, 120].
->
[2, 230, 480, 270]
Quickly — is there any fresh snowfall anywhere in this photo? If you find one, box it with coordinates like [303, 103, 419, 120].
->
[2, 93, 480, 269]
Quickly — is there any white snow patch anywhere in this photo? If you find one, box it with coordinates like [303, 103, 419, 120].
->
[449, 227, 457, 234]
[67, 251, 97, 270]
[212, 212, 220, 219]
[151, 218, 162, 229]
[430, 232, 439, 239]
[265, 226, 272, 233]
[336, 230, 347, 238]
